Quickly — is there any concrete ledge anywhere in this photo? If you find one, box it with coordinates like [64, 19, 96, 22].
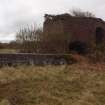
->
[0, 53, 76, 66]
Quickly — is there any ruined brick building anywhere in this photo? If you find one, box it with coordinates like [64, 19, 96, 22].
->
[43, 13, 105, 53]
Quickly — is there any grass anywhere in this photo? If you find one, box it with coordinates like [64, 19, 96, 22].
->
[0, 64, 105, 105]
[0, 49, 17, 53]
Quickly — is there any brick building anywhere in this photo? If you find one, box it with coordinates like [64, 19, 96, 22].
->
[43, 14, 105, 53]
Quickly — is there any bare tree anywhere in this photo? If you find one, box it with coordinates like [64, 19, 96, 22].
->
[70, 9, 95, 18]
[16, 25, 42, 42]
[16, 25, 43, 53]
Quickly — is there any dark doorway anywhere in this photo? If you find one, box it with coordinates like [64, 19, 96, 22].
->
[69, 41, 87, 54]
[96, 27, 104, 45]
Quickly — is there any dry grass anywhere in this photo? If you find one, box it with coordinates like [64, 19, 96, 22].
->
[0, 64, 105, 105]
[0, 49, 17, 53]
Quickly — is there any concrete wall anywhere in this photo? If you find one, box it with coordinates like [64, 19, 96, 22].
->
[0, 54, 74, 66]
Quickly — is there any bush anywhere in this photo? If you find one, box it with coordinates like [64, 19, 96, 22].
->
[70, 9, 95, 18]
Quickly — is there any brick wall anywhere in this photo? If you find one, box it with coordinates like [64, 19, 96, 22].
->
[43, 14, 105, 53]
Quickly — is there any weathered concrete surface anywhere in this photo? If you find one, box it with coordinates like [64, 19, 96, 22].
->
[0, 53, 75, 66]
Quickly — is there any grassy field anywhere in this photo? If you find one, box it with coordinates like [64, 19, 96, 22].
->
[0, 64, 105, 105]
[0, 49, 17, 53]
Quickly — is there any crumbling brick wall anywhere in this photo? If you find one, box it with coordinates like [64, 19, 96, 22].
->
[43, 14, 105, 53]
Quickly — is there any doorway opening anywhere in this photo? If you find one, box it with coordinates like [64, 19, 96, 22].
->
[69, 41, 87, 54]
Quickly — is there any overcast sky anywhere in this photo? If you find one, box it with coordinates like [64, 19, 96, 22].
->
[0, 0, 105, 42]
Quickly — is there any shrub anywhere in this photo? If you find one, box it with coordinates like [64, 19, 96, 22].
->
[70, 9, 95, 18]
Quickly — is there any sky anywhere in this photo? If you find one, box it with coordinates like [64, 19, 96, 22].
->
[0, 0, 105, 42]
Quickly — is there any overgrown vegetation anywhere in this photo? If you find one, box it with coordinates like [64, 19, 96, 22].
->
[0, 64, 105, 105]
[70, 8, 95, 17]
[16, 25, 43, 53]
